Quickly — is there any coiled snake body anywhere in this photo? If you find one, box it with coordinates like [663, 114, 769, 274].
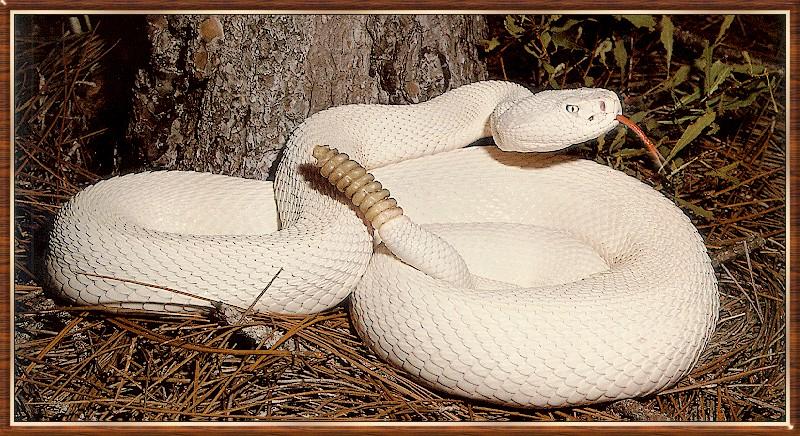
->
[46, 81, 719, 408]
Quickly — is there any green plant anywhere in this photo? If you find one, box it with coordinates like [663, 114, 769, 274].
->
[483, 14, 782, 174]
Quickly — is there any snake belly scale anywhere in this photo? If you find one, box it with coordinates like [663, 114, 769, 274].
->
[46, 81, 719, 408]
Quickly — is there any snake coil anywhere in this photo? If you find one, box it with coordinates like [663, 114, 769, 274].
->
[46, 82, 719, 408]
[312, 145, 404, 230]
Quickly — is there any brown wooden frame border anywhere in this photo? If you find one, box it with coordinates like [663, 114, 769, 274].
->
[1, 1, 796, 434]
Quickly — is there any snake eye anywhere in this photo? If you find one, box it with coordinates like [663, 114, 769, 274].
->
[566, 104, 579, 113]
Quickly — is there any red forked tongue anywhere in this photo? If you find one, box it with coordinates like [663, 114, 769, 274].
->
[615, 114, 666, 168]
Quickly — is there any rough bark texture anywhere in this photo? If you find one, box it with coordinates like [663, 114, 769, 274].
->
[127, 15, 488, 180]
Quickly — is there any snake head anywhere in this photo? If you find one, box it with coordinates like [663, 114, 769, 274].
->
[490, 88, 622, 153]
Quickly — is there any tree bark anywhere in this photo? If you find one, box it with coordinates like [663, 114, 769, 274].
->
[127, 14, 488, 180]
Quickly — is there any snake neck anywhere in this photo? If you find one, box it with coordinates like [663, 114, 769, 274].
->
[280, 81, 534, 172]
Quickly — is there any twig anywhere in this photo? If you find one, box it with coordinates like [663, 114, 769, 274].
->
[711, 234, 767, 267]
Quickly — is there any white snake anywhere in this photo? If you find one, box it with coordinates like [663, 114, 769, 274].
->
[46, 81, 719, 408]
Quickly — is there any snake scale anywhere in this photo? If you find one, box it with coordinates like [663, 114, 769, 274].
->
[46, 81, 719, 408]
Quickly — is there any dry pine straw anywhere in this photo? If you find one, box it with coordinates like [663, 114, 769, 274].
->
[12, 29, 786, 422]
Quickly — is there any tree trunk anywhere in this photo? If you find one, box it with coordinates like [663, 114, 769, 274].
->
[127, 14, 488, 180]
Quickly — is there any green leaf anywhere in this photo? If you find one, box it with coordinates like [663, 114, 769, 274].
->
[616, 14, 656, 30]
[551, 31, 577, 50]
[644, 64, 689, 96]
[722, 90, 761, 111]
[613, 37, 628, 77]
[715, 15, 735, 43]
[481, 38, 500, 52]
[614, 148, 647, 158]
[540, 31, 552, 51]
[542, 62, 564, 89]
[666, 110, 717, 162]
[546, 14, 562, 27]
[707, 60, 732, 96]
[594, 39, 613, 67]
[660, 16, 674, 75]
[667, 65, 691, 89]
[701, 44, 715, 94]
[550, 18, 580, 33]
[505, 15, 525, 38]
[680, 87, 701, 105]
[675, 197, 715, 219]
[705, 160, 741, 183]
[584, 76, 595, 87]
[730, 62, 766, 75]
[730, 51, 766, 75]
[629, 110, 648, 123]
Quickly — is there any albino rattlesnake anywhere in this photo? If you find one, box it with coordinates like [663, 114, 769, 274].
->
[46, 81, 719, 408]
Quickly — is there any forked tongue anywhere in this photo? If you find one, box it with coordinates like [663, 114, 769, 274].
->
[616, 114, 666, 169]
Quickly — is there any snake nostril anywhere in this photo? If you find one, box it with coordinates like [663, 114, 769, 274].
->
[599, 100, 606, 112]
